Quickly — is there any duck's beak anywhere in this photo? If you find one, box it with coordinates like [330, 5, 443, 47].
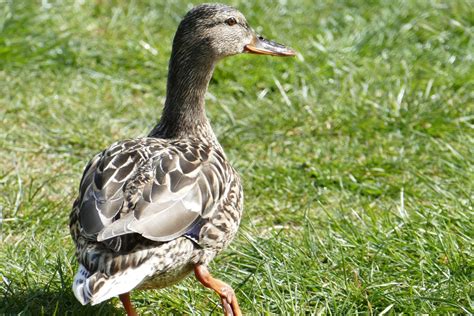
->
[244, 34, 296, 57]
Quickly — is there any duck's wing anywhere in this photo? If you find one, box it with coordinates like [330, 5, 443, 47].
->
[77, 138, 228, 247]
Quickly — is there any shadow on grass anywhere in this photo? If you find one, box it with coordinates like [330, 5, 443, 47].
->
[1, 286, 122, 315]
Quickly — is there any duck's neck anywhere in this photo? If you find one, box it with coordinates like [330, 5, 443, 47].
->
[149, 47, 217, 141]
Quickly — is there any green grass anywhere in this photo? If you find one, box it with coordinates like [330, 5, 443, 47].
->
[1, 0, 473, 314]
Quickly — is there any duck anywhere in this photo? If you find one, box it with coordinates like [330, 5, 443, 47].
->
[69, 3, 295, 315]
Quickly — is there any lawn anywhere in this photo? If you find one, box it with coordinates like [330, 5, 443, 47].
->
[0, 0, 473, 314]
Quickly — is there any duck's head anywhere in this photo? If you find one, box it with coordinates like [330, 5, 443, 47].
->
[172, 4, 295, 61]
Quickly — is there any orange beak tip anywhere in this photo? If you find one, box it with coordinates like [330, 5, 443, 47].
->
[244, 44, 296, 57]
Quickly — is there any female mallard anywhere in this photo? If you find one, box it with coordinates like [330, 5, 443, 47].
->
[70, 3, 294, 315]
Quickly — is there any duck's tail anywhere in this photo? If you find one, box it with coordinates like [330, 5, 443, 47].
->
[72, 264, 91, 305]
[72, 262, 154, 305]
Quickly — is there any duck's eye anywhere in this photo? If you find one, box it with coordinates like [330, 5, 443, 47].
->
[225, 17, 237, 26]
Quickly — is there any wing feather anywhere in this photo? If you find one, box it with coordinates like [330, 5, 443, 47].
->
[77, 138, 229, 248]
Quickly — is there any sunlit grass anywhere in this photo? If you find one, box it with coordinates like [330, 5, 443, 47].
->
[1, 0, 473, 314]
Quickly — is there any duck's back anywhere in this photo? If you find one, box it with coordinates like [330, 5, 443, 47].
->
[69, 136, 243, 305]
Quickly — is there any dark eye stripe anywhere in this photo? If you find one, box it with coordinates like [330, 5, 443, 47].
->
[205, 22, 220, 28]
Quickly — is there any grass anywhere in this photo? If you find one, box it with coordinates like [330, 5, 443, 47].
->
[0, 0, 473, 314]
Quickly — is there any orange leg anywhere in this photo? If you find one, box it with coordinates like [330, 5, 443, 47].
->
[194, 265, 242, 316]
[119, 292, 138, 316]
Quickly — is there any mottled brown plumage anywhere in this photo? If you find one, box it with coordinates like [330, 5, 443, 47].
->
[70, 3, 294, 315]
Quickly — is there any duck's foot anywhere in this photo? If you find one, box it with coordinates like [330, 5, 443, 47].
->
[119, 292, 138, 316]
[194, 265, 242, 316]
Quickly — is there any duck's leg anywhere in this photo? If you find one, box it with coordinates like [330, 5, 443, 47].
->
[119, 292, 138, 316]
[194, 265, 242, 316]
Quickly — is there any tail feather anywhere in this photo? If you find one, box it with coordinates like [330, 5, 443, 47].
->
[72, 262, 155, 306]
[72, 264, 91, 305]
